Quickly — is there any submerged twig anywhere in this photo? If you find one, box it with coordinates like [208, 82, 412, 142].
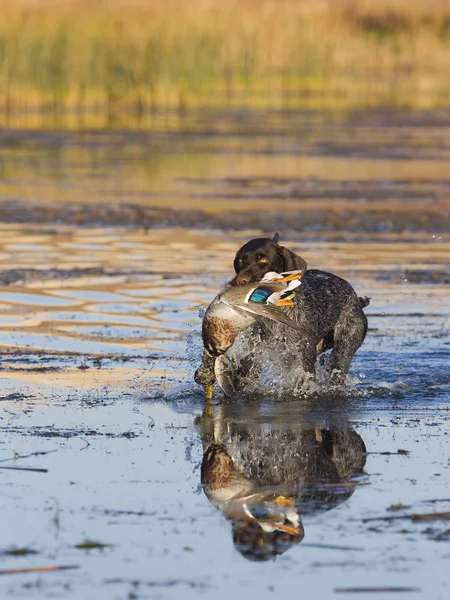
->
[335, 587, 420, 594]
[0, 565, 79, 576]
[0, 466, 47, 473]
[302, 543, 365, 552]
[366, 449, 410, 456]
[75, 539, 112, 550]
[79, 437, 91, 450]
[0, 450, 57, 464]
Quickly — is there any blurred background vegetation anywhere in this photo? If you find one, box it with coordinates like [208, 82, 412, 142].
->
[1, 0, 450, 127]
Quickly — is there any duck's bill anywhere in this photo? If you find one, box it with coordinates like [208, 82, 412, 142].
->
[274, 495, 294, 506]
[259, 521, 300, 535]
[277, 523, 300, 536]
[275, 299, 295, 307]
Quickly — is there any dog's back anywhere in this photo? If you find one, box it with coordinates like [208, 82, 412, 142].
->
[231, 267, 368, 386]
[292, 268, 367, 336]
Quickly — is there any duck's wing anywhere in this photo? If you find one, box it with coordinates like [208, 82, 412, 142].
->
[222, 282, 285, 306]
[233, 303, 302, 331]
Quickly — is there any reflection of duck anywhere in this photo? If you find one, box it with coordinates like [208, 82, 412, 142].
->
[195, 271, 304, 399]
[202, 444, 302, 537]
[197, 403, 366, 561]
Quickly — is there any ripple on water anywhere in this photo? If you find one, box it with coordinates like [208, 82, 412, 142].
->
[0, 292, 79, 306]
[84, 303, 148, 314]
[58, 325, 155, 339]
[44, 311, 156, 326]
[0, 315, 27, 325]
[0, 330, 150, 355]
[140, 299, 198, 311]
[49, 290, 135, 302]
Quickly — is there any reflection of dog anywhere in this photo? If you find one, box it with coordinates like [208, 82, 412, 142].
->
[198, 406, 367, 562]
[231, 234, 369, 384]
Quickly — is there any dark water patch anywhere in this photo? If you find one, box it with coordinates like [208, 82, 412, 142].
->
[0, 200, 447, 234]
[4, 366, 61, 373]
[376, 271, 450, 284]
[403, 270, 450, 285]
[0, 392, 35, 402]
[179, 176, 450, 201]
[1, 426, 140, 439]
[100, 508, 157, 518]
[0, 267, 156, 286]
[424, 528, 450, 542]
[104, 577, 210, 590]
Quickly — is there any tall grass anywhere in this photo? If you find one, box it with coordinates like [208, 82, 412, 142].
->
[1, 0, 450, 121]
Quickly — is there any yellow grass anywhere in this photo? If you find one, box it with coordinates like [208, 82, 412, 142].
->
[0, 0, 450, 122]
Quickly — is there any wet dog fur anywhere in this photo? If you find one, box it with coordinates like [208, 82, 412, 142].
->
[195, 234, 369, 390]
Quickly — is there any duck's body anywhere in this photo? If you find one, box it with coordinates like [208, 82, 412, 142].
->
[202, 271, 303, 357]
[195, 271, 304, 397]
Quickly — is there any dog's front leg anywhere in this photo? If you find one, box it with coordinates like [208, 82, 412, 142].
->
[288, 341, 317, 389]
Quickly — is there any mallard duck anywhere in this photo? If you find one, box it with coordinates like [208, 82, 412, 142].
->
[195, 270, 304, 399]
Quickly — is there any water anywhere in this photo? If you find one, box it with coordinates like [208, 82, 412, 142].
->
[0, 108, 449, 599]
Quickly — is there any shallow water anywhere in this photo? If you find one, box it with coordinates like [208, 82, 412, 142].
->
[0, 109, 449, 599]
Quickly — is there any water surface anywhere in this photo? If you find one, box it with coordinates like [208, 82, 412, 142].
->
[0, 108, 449, 599]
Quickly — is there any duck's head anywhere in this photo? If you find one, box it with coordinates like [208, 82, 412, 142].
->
[202, 314, 240, 358]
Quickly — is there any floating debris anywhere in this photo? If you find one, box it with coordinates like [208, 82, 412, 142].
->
[335, 587, 420, 594]
[75, 539, 112, 550]
[1, 548, 38, 557]
[388, 504, 410, 512]
[0, 466, 48, 473]
[0, 565, 79, 576]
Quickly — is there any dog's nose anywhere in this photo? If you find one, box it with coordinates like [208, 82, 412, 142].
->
[235, 273, 250, 284]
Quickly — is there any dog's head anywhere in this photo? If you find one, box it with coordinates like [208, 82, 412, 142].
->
[231, 233, 307, 285]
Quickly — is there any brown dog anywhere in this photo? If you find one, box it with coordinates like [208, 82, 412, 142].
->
[195, 233, 369, 392]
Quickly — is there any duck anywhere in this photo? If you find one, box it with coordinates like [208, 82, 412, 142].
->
[194, 270, 304, 399]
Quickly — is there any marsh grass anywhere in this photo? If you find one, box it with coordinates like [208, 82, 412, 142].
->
[1, 0, 450, 123]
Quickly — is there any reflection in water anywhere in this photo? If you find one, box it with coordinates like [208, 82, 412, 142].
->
[197, 402, 366, 561]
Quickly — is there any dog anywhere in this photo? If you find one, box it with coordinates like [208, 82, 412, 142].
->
[194, 233, 369, 392]
[229, 233, 369, 385]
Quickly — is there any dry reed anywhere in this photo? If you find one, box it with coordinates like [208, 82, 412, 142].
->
[0, 0, 450, 118]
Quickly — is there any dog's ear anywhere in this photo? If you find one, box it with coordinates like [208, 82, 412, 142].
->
[272, 232, 280, 243]
[277, 245, 307, 272]
[233, 251, 241, 273]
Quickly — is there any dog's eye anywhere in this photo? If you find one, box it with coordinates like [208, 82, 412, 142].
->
[258, 258, 269, 264]
[238, 258, 243, 264]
